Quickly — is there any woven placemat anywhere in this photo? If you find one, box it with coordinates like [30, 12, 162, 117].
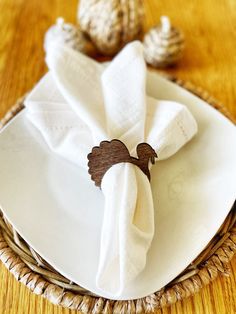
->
[0, 78, 235, 313]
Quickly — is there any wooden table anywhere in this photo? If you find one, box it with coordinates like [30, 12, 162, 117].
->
[0, 0, 235, 313]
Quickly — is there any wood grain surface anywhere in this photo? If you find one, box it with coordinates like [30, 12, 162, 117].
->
[0, 0, 235, 313]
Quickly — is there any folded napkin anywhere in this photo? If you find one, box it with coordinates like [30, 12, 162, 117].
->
[25, 41, 197, 297]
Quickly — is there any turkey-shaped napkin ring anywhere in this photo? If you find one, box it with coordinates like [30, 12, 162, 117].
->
[88, 139, 157, 187]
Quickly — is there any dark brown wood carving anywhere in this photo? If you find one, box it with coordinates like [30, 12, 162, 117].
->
[87, 139, 157, 187]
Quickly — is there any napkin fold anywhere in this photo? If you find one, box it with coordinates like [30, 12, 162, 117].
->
[25, 41, 197, 297]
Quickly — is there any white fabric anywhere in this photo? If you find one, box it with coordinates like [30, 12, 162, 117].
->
[24, 41, 198, 297]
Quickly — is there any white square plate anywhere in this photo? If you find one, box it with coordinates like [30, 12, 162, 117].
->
[0, 71, 235, 300]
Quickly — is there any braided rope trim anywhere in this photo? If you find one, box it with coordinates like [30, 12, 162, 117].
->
[0, 78, 235, 313]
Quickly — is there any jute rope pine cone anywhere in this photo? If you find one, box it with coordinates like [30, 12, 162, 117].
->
[0, 78, 235, 313]
[144, 17, 185, 68]
[44, 18, 97, 57]
[78, 0, 144, 56]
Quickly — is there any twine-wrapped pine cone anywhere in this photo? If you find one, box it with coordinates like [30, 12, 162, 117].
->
[78, 0, 144, 56]
[144, 16, 185, 68]
[44, 18, 96, 56]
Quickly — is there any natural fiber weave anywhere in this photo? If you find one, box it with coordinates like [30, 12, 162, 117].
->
[143, 22, 185, 68]
[78, 0, 144, 56]
[0, 78, 235, 313]
[143, 16, 185, 68]
[44, 18, 97, 58]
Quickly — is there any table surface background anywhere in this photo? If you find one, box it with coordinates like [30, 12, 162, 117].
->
[0, 0, 236, 313]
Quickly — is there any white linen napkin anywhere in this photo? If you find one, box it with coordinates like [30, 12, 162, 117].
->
[25, 41, 197, 297]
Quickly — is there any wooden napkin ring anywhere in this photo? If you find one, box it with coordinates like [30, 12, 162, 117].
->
[87, 139, 157, 187]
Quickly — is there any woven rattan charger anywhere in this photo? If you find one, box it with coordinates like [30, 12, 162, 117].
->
[0, 77, 235, 313]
